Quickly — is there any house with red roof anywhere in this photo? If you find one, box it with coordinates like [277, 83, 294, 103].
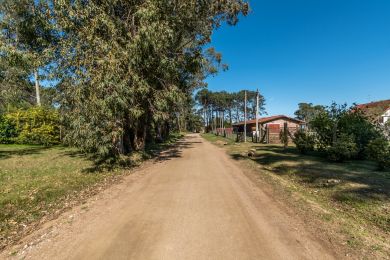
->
[355, 99, 390, 125]
[232, 115, 305, 144]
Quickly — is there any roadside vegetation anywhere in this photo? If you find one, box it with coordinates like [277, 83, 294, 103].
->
[293, 102, 390, 169]
[202, 133, 390, 257]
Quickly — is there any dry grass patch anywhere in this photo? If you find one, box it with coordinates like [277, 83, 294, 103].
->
[202, 133, 390, 257]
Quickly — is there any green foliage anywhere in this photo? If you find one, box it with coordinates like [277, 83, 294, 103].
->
[2, 107, 60, 146]
[366, 137, 390, 170]
[326, 134, 358, 162]
[1, 0, 249, 160]
[17, 124, 59, 146]
[0, 0, 56, 108]
[337, 109, 381, 158]
[294, 103, 325, 122]
[293, 130, 315, 154]
[310, 102, 380, 160]
[310, 103, 348, 150]
[0, 114, 17, 143]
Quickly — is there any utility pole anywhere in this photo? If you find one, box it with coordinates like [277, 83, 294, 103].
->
[244, 90, 247, 142]
[255, 89, 259, 143]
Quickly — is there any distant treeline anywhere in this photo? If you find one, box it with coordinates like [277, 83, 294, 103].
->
[195, 89, 266, 131]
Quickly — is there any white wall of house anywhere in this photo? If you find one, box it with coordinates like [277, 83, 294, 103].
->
[382, 109, 390, 124]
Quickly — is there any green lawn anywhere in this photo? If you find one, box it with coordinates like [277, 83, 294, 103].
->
[202, 133, 390, 256]
[0, 145, 116, 248]
[0, 133, 183, 249]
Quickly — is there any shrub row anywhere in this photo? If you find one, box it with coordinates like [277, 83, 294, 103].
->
[293, 103, 390, 170]
[0, 107, 60, 146]
[293, 130, 389, 170]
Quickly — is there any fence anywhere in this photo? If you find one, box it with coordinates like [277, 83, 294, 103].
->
[213, 125, 300, 144]
[215, 128, 235, 139]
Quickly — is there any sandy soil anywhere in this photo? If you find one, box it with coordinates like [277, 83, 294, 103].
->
[1, 134, 340, 260]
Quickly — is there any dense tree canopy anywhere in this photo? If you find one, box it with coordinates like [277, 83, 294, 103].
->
[294, 103, 325, 123]
[0, 0, 249, 160]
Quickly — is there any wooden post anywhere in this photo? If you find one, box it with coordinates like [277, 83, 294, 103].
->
[244, 91, 247, 142]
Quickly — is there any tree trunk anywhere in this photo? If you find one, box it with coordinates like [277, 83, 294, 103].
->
[129, 119, 147, 151]
[122, 117, 133, 154]
[34, 70, 41, 106]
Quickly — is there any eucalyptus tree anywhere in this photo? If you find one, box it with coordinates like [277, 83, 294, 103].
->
[49, 0, 249, 159]
[195, 89, 212, 128]
[0, 0, 56, 107]
[0, 47, 32, 112]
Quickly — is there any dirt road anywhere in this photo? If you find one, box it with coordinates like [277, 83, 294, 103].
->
[2, 134, 338, 259]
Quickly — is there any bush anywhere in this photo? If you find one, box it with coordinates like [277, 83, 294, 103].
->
[293, 130, 315, 154]
[16, 124, 59, 146]
[326, 134, 358, 162]
[338, 109, 380, 158]
[310, 102, 380, 160]
[2, 107, 60, 146]
[0, 115, 17, 143]
[366, 137, 390, 170]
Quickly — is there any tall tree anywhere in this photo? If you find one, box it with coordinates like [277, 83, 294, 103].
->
[294, 103, 325, 123]
[0, 0, 56, 107]
[49, 0, 249, 160]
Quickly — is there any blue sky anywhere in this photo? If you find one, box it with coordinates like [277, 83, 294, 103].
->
[206, 0, 390, 116]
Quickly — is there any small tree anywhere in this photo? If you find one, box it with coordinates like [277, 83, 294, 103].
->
[279, 123, 289, 149]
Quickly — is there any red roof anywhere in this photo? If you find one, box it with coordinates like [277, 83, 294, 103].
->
[232, 115, 305, 126]
[355, 99, 390, 111]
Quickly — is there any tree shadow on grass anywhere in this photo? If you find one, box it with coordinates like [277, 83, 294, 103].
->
[230, 145, 390, 203]
[0, 146, 50, 160]
[277, 161, 389, 202]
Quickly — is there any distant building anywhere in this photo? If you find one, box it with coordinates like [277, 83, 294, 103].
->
[356, 99, 390, 125]
[232, 115, 305, 144]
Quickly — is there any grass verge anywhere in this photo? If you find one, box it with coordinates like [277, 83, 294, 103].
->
[0, 133, 183, 250]
[202, 133, 390, 258]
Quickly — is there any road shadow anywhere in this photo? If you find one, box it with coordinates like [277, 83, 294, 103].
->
[153, 136, 198, 162]
[80, 135, 199, 172]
